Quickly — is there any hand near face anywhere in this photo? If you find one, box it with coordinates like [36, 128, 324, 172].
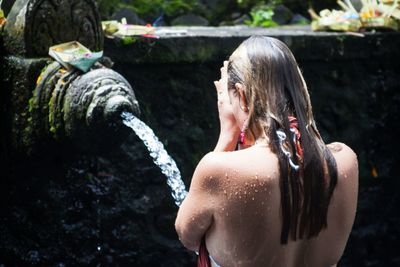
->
[213, 61, 240, 151]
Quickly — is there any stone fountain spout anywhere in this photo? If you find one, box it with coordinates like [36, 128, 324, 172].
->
[31, 61, 140, 149]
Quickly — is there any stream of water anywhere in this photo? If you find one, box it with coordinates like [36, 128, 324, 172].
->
[121, 112, 188, 207]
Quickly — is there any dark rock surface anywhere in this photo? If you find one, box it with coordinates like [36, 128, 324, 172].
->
[171, 13, 209, 26]
[110, 8, 146, 25]
[282, 0, 337, 16]
[0, 140, 195, 266]
[290, 13, 310, 25]
[272, 4, 293, 25]
[198, 0, 238, 25]
[232, 14, 251, 25]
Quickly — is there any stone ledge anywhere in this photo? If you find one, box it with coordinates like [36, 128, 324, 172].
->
[153, 25, 361, 37]
[104, 25, 400, 64]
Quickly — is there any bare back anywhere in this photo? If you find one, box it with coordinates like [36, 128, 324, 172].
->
[203, 142, 358, 267]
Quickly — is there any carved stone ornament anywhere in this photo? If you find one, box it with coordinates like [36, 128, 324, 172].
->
[30, 61, 139, 149]
[4, 0, 103, 57]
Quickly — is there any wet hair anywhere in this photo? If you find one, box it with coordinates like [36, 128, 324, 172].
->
[227, 36, 338, 244]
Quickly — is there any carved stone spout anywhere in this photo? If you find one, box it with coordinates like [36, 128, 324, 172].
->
[31, 62, 140, 149]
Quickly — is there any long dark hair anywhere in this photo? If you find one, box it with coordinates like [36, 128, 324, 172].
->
[228, 36, 338, 244]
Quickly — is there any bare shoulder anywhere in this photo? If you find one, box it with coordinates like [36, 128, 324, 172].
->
[326, 142, 346, 153]
[190, 152, 232, 193]
[326, 142, 357, 163]
[327, 142, 358, 182]
[197, 151, 230, 168]
[195, 151, 233, 177]
[192, 148, 279, 195]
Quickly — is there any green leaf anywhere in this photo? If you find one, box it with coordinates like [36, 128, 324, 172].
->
[247, 4, 278, 28]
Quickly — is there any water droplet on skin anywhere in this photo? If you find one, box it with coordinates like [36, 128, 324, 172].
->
[235, 192, 238, 195]
[191, 217, 195, 221]
[344, 173, 348, 178]
[97, 246, 101, 251]
[239, 195, 242, 199]
[224, 189, 227, 194]
[244, 191, 247, 195]
[255, 189, 258, 192]
[221, 207, 225, 211]
[252, 197, 255, 200]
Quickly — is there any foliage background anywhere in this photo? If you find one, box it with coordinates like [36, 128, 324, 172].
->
[96, 0, 333, 26]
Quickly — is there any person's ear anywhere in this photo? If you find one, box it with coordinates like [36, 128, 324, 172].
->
[235, 83, 248, 112]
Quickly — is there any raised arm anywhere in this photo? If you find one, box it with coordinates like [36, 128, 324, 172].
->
[175, 153, 221, 251]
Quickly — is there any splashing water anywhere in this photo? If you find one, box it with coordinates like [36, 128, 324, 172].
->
[121, 112, 188, 206]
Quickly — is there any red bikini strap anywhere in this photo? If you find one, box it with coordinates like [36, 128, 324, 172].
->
[288, 116, 303, 158]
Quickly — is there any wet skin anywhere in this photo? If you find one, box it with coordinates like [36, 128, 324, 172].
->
[175, 142, 358, 267]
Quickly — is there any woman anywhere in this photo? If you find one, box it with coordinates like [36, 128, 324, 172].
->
[175, 36, 358, 267]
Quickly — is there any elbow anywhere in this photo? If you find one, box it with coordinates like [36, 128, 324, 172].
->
[174, 219, 183, 244]
[175, 220, 200, 252]
[179, 236, 199, 252]
[174, 213, 185, 244]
